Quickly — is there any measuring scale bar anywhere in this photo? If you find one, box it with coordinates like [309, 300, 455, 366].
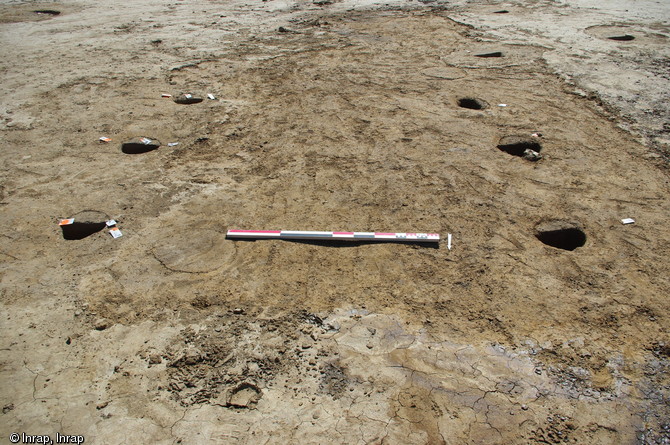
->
[226, 230, 440, 243]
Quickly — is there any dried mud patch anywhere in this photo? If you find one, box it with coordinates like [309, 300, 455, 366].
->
[158, 311, 342, 407]
[104, 310, 666, 443]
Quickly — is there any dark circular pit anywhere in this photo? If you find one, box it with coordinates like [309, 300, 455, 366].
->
[60, 210, 109, 240]
[497, 135, 542, 159]
[121, 137, 161, 154]
[458, 97, 489, 110]
[33, 10, 61, 15]
[475, 51, 503, 58]
[173, 94, 204, 105]
[608, 35, 635, 41]
[535, 220, 586, 251]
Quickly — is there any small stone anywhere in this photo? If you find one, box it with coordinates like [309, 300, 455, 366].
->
[233, 308, 244, 315]
[367, 327, 377, 336]
[535, 368, 542, 375]
[521, 404, 529, 410]
[324, 322, 340, 332]
[149, 354, 162, 364]
[94, 319, 110, 331]
[522, 149, 542, 161]
[366, 343, 374, 349]
[302, 343, 312, 349]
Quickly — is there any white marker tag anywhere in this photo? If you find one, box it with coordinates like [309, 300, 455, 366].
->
[110, 228, 123, 238]
[106, 220, 117, 227]
[621, 218, 635, 225]
[184, 94, 193, 99]
[168, 142, 179, 147]
[207, 94, 216, 100]
[59, 218, 75, 226]
[140, 137, 152, 145]
[498, 104, 508, 107]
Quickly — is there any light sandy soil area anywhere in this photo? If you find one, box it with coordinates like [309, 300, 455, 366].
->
[1, 0, 669, 444]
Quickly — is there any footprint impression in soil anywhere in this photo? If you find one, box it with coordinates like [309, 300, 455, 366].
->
[153, 228, 234, 273]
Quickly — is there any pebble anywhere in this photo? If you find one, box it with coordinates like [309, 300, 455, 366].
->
[233, 308, 244, 315]
[149, 354, 162, 364]
[521, 404, 529, 410]
[522, 149, 542, 162]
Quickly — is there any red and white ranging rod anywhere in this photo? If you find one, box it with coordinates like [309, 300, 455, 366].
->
[226, 229, 441, 243]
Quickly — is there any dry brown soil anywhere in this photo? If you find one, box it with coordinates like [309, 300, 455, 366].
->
[1, 1, 669, 444]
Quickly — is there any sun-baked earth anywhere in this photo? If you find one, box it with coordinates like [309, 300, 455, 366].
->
[1, 0, 669, 444]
